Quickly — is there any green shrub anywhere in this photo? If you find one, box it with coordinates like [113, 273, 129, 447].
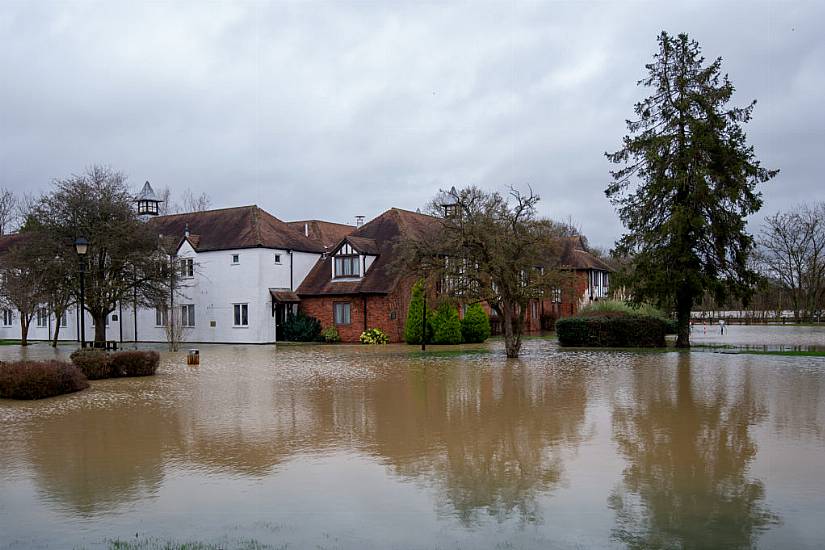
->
[70, 349, 112, 380]
[360, 328, 389, 344]
[431, 303, 462, 344]
[321, 326, 341, 343]
[0, 360, 89, 400]
[461, 303, 491, 343]
[110, 351, 160, 377]
[405, 280, 432, 344]
[282, 312, 322, 342]
[556, 315, 667, 347]
[664, 319, 678, 335]
[579, 300, 667, 320]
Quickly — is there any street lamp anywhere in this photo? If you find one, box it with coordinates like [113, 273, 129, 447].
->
[75, 237, 89, 348]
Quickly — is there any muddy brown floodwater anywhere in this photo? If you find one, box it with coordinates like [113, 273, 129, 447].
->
[1, 329, 825, 549]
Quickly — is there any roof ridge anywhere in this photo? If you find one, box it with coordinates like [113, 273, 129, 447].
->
[154, 205, 257, 219]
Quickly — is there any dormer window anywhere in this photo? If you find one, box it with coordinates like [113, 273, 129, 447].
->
[334, 255, 360, 278]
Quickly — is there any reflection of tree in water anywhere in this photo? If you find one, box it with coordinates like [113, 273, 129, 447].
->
[610, 353, 778, 549]
[24, 399, 181, 517]
[312, 360, 592, 526]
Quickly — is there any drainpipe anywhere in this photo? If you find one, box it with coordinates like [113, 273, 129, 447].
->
[288, 250, 294, 290]
[119, 301, 123, 343]
[363, 295, 368, 333]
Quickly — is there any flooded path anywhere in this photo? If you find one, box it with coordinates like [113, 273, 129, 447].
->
[1, 330, 825, 548]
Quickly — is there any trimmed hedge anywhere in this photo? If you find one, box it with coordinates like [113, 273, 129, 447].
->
[110, 351, 160, 377]
[461, 303, 491, 343]
[70, 349, 160, 378]
[282, 312, 322, 342]
[0, 360, 89, 400]
[70, 349, 112, 379]
[431, 303, 462, 345]
[556, 315, 667, 347]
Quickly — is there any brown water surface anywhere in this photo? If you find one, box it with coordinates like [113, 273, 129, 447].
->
[1, 335, 824, 549]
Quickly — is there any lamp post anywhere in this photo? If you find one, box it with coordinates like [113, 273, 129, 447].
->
[75, 237, 89, 348]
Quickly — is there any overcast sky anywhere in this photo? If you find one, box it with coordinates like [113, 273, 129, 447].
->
[1, 1, 822, 248]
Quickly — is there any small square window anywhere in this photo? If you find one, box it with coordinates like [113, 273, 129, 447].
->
[274, 254, 282, 264]
[231, 254, 240, 264]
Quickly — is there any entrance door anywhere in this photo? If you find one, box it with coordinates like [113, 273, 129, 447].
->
[275, 303, 287, 341]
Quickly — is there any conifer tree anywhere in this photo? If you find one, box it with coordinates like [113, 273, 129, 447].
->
[432, 302, 462, 345]
[606, 32, 778, 347]
[461, 303, 491, 343]
[404, 279, 428, 344]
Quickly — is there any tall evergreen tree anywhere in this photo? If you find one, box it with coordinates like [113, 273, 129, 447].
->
[606, 32, 778, 347]
[404, 279, 429, 344]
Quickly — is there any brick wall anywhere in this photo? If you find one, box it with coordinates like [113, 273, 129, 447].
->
[299, 276, 416, 343]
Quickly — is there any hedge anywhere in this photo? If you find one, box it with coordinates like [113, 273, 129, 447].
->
[461, 303, 491, 343]
[0, 361, 89, 400]
[431, 303, 462, 344]
[555, 315, 667, 348]
[70, 349, 160, 379]
[282, 312, 322, 342]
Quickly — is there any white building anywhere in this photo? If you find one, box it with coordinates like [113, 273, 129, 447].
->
[0, 198, 355, 345]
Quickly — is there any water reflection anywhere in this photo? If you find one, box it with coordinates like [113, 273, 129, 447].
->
[610, 353, 779, 548]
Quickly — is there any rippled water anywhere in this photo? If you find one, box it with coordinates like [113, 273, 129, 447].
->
[1, 330, 825, 549]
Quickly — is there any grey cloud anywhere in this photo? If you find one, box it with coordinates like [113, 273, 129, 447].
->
[1, 1, 822, 249]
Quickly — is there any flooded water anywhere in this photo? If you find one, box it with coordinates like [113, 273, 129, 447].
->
[1, 330, 825, 549]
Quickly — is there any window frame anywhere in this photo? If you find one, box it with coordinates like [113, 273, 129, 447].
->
[334, 255, 360, 278]
[181, 304, 195, 327]
[36, 308, 48, 328]
[274, 253, 282, 264]
[179, 257, 194, 278]
[333, 302, 351, 325]
[233, 303, 249, 327]
[2, 308, 13, 326]
[231, 254, 240, 265]
[155, 306, 168, 327]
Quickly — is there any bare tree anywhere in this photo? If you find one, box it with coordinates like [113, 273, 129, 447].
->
[759, 203, 825, 321]
[402, 186, 570, 358]
[180, 188, 212, 213]
[0, 188, 17, 235]
[0, 238, 48, 345]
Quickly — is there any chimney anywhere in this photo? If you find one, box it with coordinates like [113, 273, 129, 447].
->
[355, 215, 365, 228]
[184, 223, 190, 237]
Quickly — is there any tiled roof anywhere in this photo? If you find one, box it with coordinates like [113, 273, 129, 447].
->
[286, 220, 355, 249]
[148, 206, 325, 254]
[560, 236, 614, 272]
[298, 208, 440, 296]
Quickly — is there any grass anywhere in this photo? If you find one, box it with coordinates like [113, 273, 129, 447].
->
[107, 538, 277, 550]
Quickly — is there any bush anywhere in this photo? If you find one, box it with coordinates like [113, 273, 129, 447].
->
[555, 315, 667, 347]
[0, 361, 89, 400]
[282, 312, 322, 342]
[431, 303, 462, 344]
[321, 326, 341, 343]
[70, 349, 113, 380]
[360, 328, 389, 344]
[461, 303, 491, 343]
[110, 351, 160, 377]
[579, 300, 667, 320]
[405, 279, 431, 344]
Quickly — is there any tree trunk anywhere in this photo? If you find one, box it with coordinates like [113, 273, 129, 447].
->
[675, 289, 692, 348]
[20, 317, 30, 346]
[502, 303, 522, 358]
[93, 313, 107, 346]
[51, 321, 61, 347]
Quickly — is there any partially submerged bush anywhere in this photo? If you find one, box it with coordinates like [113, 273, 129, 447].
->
[0, 360, 89, 400]
[461, 303, 491, 343]
[360, 328, 389, 344]
[282, 312, 322, 342]
[321, 326, 341, 343]
[556, 315, 667, 347]
[110, 351, 160, 377]
[70, 349, 159, 378]
[431, 303, 462, 344]
[70, 349, 112, 380]
[579, 300, 667, 320]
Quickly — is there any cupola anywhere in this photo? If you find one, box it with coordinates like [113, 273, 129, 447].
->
[136, 181, 162, 216]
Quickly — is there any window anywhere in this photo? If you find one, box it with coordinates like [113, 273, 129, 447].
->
[155, 307, 168, 327]
[334, 302, 351, 325]
[231, 254, 240, 265]
[2, 309, 13, 326]
[552, 288, 562, 304]
[181, 304, 195, 327]
[334, 256, 360, 278]
[37, 308, 48, 328]
[179, 258, 194, 278]
[531, 301, 538, 320]
[274, 254, 282, 264]
[233, 303, 249, 326]
[60, 310, 68, 327]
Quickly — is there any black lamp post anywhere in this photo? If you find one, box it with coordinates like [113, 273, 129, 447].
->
[75, 237, 89, 348]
